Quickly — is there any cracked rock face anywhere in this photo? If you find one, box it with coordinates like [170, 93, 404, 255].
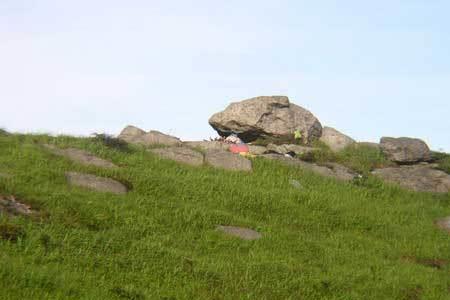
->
[209, 96, 322, 144]
[380, 137, 431, 163]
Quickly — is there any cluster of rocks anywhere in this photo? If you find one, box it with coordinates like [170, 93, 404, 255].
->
[117, 95, 450, 193]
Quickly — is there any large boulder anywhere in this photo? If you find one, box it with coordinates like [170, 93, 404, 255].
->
[372, 165, 450, 193]
[320, 127, 355, 152]
[205, 150, 252, 171]
[118, 125, 182, 147]
[149, 147, 204, 167]
[380, 137, 431, 163]
[209, 96, 322, 144]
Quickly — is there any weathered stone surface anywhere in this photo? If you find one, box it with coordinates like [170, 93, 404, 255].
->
[149, 147, 204, 166]
[320, 127, 355, 152]
[118, 125, 182, 147]
[248, 145, 268, 155]
[380, 137, 431, 163]
[216, 225, 262, 240]
[44, 144, 118, 168]
[289, 179, 303, 189]
[205, 150, 252, 171]
[209, 96, 322, 144]
[140, 131, 182, 147]
[372, 165, 450, 193]
[184, 141, 229, 152]
[0, 195, 35, 216]
[261, 154, 356, 181]
[117, 125, 146, 143]
[266, 144, 318, 155]
[65, 172, 128, 194]
[435, 217, 450, 234]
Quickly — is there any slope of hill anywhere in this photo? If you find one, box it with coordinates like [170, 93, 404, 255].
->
[1, 133, 449, 299]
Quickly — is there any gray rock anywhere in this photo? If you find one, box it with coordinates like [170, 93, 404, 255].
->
[320, 127, 355, 152]
[184, 141, 229, 152]
[261, 154, 356, 182]
[149, 147, 204, 166]
[435, 217, 450, 234]
[380, 137, 431, 163]
[205, 150, 252, 171]
[117, 125, 147, 143]
[248, 145, 268, 155]
[0, 195, 35, 216]
[44, 145, 118, 168]
[266, 144, 318, 155]
[372, 165, 450, 193]
[289, 179, 303, 189]
[65, 172, 128, 194]
[0, 172, 11, 179]
[209, 96, 322, 144]
[118, 125, 182, 147]
[216, 225, 262, 240]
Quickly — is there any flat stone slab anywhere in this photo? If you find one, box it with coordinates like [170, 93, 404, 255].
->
[65, 172, 128, 194]
[44, 144, 118, 168]
[372, 165, 450, 193]
[436, 217, 450, 234]
[216, 225, 262, 240]
[0, 195, 36, 216]
[261, 154, 356, 181]
[267, 144, 319, 155]
[248, 145, 268, 155]
[184, 141, 229, 152]
[205, 150, 252, 171]
[149, 147, 204, 166]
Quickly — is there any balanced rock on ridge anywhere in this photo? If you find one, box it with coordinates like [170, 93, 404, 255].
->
[320, 127, 355, 152]
[209, 96, 322, 144]
[380, 137, 431, 163]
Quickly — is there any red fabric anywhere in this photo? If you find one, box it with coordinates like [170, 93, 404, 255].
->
[229, 144, 249, 154]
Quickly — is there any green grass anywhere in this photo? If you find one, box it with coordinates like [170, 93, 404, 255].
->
[300, 143, 393, 175]
[432, 152, 450, 174]
[0, 134, 449, 299]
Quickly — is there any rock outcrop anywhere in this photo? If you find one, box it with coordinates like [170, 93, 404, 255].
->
[209, 96, 322, 144]
[320, 127, 355, 152]
[266, 144, 318, 156]
[44, 145, 118, 169]
[149, 147, 204, 167]
[380, 137, 431, 163]
[118, 125, 182, 147]
[65, 172, 128, 194]
[184, 141, 229, 152]
[372, 165, 450, 193]
[261, 154, 357, 181]
[205, 150, 252, 171]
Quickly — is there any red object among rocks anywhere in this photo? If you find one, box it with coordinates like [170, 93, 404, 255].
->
[229, 144, 249, 154]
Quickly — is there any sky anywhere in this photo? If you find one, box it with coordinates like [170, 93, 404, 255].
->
[1, 1, 449, 151]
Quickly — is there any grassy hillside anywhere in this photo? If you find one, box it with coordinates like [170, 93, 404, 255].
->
[0, 133, 449, 300]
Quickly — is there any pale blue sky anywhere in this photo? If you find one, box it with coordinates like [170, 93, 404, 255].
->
[1, 1, 449, 151]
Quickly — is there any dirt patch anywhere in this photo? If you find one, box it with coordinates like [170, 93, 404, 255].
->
[0, 223, 25, 242]
[0, 195, 37, 217]
[402, 256, 448, 269]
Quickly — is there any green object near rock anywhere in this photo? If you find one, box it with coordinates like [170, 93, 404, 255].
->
[294, 130, 302, 140]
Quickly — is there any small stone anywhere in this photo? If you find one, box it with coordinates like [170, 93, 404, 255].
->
[0, 195, 35, 216]
[216, 225, 262, 240]
[289, 179, 303, 189]
[65, 172, 128, 194]
[436, 217, 450, 234]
